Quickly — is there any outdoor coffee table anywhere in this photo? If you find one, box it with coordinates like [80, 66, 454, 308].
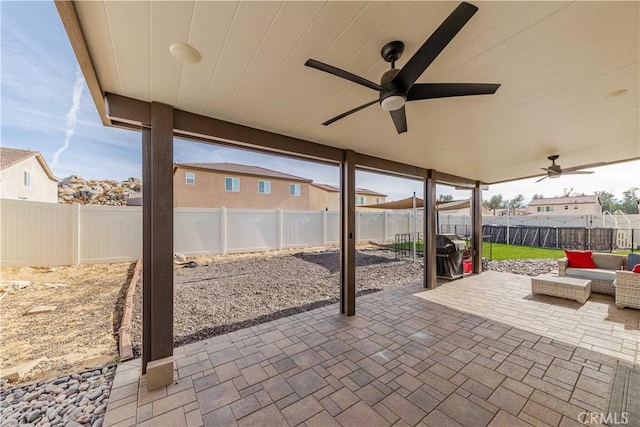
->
[531, 274, 591, 304]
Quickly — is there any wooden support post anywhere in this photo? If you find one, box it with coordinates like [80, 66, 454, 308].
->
[142, 102, 174, 389]
[424, 170, 437, 289]
[472, 181, 483, 273]
[340, 150, 356, 316]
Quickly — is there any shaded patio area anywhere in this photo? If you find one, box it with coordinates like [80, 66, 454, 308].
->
[103, 272, 639, 426]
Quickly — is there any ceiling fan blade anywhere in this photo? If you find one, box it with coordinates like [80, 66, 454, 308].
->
[541, 168, 561, 175]
[392, 2, 478, 90]
[407, 83, 500, 101]
[563, 170, 594, 175]
[305, 59, 383, 91]
[561, 162, 606, 173]
[535, 176, 548, 183]
[322, 100, 379, 126]
[390, 106, 408, 134]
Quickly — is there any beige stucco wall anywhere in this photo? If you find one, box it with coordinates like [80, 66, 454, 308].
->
[174, 167, 311, 209]
[309, 186, 386, 211]
[527, 202, 601, 215]
[0, 157, 58, 203]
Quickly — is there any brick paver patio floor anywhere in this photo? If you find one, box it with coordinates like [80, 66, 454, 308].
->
[103, 271, 640, 426]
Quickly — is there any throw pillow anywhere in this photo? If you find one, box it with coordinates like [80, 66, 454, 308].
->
[632, 264, 640, 273]
[565, 250, 596, 268]
[627, 253, 640, 271]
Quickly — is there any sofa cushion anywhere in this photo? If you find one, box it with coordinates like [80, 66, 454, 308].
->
[627, 253, 640, 272]
[592, 253, 624, 270]
[565, 250, 595, 268]
[566, 267, 616, 282]
[633, 264, 640, 273]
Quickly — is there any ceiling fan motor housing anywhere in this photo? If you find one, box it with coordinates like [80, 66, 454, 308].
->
[379, 69, 406, 111]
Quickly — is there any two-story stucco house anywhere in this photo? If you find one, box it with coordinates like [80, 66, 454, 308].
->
[527, 195, 602, 215]
[0, 147, 59, 203]
[173, 162, 313, 209]
[309, 183, 387, 211]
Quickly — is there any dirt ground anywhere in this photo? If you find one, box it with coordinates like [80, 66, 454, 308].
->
[0, 262, 134, 388]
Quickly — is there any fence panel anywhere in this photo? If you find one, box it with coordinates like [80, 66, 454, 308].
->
[1, 199, 74, 265]
[80, 205, 142, 263]
[282, 211, 323, 248]
[226, 209, 278, 253]
[174, 208, 221, 256]
[326, 212, 340, 245]
[358, 212, 385, 242]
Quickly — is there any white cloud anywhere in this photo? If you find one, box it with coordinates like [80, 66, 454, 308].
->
[52, 69, 84, 167]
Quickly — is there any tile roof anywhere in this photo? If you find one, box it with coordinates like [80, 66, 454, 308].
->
[312, 183, 387, 197]
[528, 195, 599, 206]
[175, 162, 312, 182]
[0, 147, 59, 181]
[1, 147, 38, 171]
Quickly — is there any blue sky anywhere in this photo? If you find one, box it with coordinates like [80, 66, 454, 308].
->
[2, 1, 638, 203]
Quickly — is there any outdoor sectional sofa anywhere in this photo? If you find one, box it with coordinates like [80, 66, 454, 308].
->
[558, 252, 640, 309]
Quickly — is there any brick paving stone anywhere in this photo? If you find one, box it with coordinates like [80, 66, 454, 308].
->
[496, 360, 529, 381]
[197, 381, 241, 415]
[570, 388, 607, 412]
[193, 373, 221, 393]
[544, 364, 580, 387]
[138, 407, 186, 427]
[305, 410, 342, 427]
[437, 392, 495, 427]
[428, 362, 456, 380]
[381, 392, 427, 425]
[281, 395, 324, 426]
[152, 389, 197, 417]
[521, 399, 562, 426]
[533, 342, 574, 361]
[272, 356, 297, 374]
[320, 396, 343, 417]
[512, 347, 554, 366]
[394, 372, 423, 392]
[321, 339, 352, 356]
[487, 386, 527, 416]
[372, 401, 401, 424]
[523, 374, 572, 401]
[240, 364, 268, 386]
[461, 378, 494, 400]
[406, 388, 439, 414]
[230, 395, 261, 420]
[237, 404, 287, 427]
[422, 409, 463, 427]
[356, 383, 387, 406]
[488, 410, 532, 427]
[291, 348, 325, 370]
[347, 368, 376, 387]
[185, 409, 203, 427]
[430, 351, 466, 372]
[287, 369, 328, 398]
[501, 377, 534, 399]
[460, 361, 505, 389]
[449, 347, 477, 364]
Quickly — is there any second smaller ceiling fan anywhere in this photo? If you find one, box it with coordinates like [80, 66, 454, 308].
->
[536, 155, 604, 182]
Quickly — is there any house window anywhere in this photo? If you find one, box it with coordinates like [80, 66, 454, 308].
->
[537, 206, 543, 212]
[545, 206, 553, 212]
[564, 205, 569, 210]
[225, 177, 240, 192]
[258, 180, 271, 194]
[290, 184, 300, 196]
[376, 198, 381, 204]
[185, 172, 195, 185]
[23, 171, 31, 187]
[356, 196, 365, 204]
[574, 205, 578, 210]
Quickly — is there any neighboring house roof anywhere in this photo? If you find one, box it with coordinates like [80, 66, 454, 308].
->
[0, 147, 60, 181]
[528, 195, 600, 206]
[312, 183, 387, 197]
[175, 162, 312, 183]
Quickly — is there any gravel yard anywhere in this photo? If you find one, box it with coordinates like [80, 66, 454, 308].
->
[129, 249, 558, 357]
[130, 248, 422, 356]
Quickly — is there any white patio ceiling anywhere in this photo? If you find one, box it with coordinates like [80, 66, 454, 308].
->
[73, 1, 639, 183]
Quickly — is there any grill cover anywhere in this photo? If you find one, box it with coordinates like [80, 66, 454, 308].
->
[436, 234, 467, 279]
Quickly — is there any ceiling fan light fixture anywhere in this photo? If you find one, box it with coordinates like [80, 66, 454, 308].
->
[169, 43, 201, 64]
[380, 95, 406, 111]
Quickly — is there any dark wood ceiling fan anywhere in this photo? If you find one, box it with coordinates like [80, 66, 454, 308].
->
[305, 2, 501, 134]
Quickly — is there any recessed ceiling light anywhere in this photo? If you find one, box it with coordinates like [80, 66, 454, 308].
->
[604, 89, 627, 98]
[169, 43, 201, 64]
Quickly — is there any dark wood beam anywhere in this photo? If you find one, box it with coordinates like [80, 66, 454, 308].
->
[472, 181, 483, 273]
[424, 169, 437, 289]
[434, 171, 478, 188]
[341, 150, 356, 316]
[54, 1, 109, 126]
[142, 102, 174, 373]
[106, 94, 151, 127]
[354, 153, 425, 180]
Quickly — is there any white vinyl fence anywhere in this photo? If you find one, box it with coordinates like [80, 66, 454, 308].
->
[0, 199, 418, 266]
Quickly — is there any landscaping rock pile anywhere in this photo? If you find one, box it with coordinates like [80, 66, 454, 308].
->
[57, 176, 141, 206]
[485, 258, 558, 276]
[0, 366, 115, 427]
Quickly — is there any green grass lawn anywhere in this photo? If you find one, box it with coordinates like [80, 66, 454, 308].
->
[386, 241, 566, 261]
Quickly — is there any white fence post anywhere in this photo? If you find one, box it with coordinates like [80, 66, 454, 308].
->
[277, 209, 284, 251]
[71, 203, 80, 265]
[322, 210, 327, 246]
[220, 207, 227, 255]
